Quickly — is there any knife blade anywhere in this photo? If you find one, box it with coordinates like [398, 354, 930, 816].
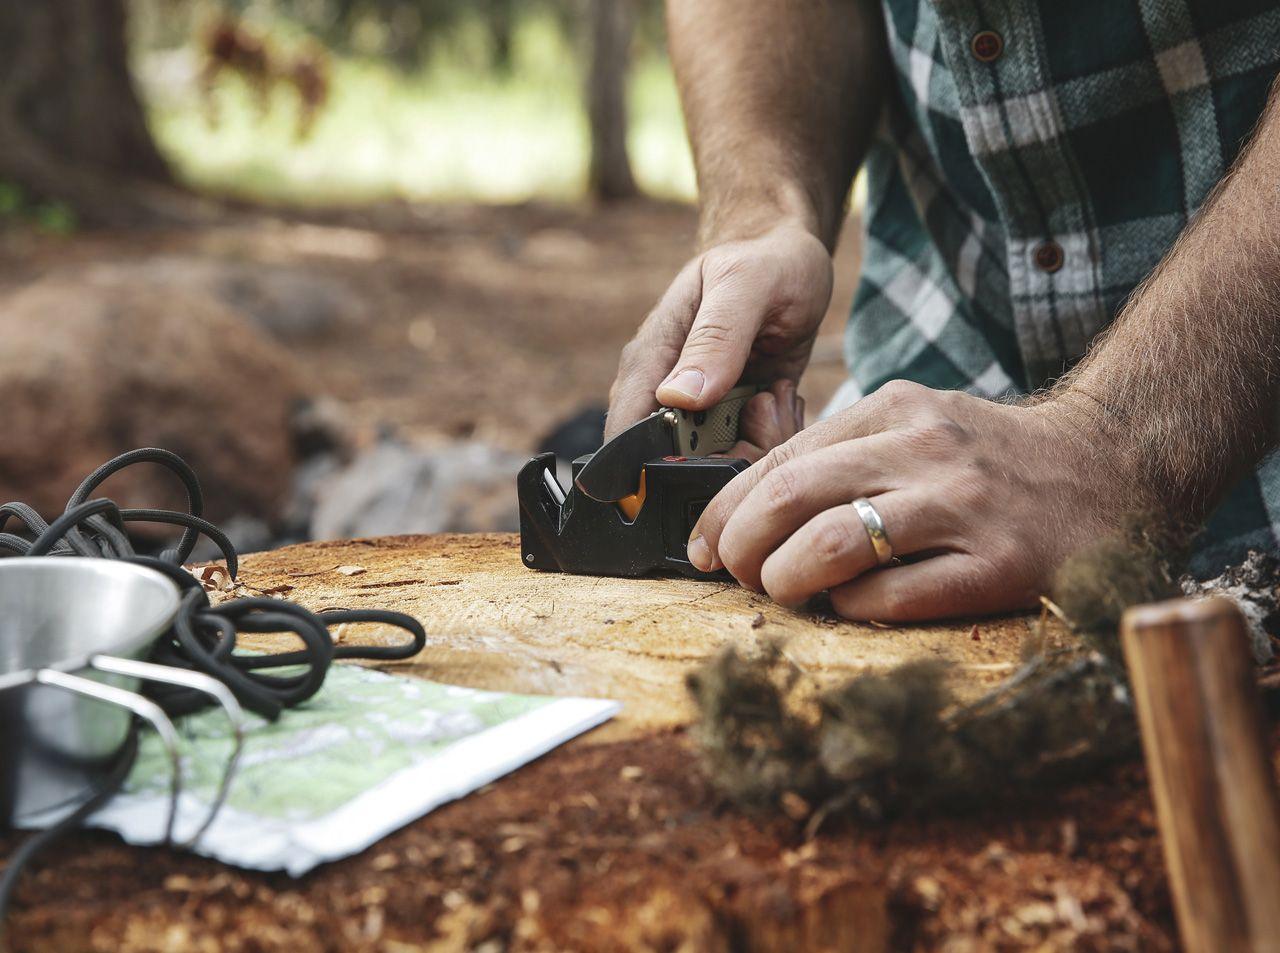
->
[575, 385, 758, 502]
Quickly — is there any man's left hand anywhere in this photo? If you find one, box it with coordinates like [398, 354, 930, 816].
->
[688, 380, 1136, 621]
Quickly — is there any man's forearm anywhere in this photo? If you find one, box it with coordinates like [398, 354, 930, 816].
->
[1055, 82, 1280, 517]
[667, 0, 889, 250]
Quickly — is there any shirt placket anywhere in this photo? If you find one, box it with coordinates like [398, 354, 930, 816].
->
[928, 0, 1108, 388]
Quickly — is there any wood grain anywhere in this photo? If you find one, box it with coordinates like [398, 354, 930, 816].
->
[1122, 596, 1280, 953]
[231, 533, 1051, 739]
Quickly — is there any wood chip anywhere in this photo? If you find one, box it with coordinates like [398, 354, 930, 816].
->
[779, 791, 811, 821]
[336, 565, 368, 576]
[191, 564, 232, 592]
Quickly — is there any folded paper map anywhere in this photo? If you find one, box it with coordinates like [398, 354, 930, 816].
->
[28, 665, 618, 876]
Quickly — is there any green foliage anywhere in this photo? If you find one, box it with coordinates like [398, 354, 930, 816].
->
[135, 0, 667, 72]
[0, 180, 78, 235]
[139, 11, 694, 203]
[0, 181, 23, 217]
[32, 202, 78, 235]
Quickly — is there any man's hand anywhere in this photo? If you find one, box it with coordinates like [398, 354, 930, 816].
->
[605, 222, 832, 442]
[686, 381, 1141, 621]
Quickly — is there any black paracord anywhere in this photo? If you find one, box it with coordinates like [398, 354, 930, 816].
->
[0, 448, 429, 930]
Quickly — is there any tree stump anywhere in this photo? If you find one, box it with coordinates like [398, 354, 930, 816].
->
[234, 533, 1039, 740]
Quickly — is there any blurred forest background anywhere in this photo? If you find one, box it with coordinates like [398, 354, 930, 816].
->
[0, 0, 859, 553]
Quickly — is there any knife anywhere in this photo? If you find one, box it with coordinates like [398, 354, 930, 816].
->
[575, 385, 758, 502]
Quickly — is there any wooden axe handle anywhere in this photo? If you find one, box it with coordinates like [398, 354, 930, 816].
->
[1122, 597, 1280, 953]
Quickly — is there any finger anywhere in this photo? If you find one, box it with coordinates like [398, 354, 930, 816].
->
[723, 381, 800, 462]
[712, 434, 902, 585]
[759, 492, 934, 607]
[794, 396, 806, 432]
[828, 553, 1034, 622]
[655, 263, 773, 411]
[687, 382, 923, 570]
[606, 260, 703, 440]
[688, 422, 899, 574]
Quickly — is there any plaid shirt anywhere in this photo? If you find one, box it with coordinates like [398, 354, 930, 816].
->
[828, 0, 1280, 575]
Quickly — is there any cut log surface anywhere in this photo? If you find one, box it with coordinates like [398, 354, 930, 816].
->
[1, 534, 1198, 952]
[236, 533, 1039, 740]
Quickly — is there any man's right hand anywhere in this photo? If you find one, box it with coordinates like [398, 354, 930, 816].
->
[604, 220, 835, 444]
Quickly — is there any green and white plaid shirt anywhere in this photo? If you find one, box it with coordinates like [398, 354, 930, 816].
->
[828, 0, 1280, 575]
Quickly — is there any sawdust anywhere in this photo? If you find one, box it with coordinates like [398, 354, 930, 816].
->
[0, 728, 1187, 952]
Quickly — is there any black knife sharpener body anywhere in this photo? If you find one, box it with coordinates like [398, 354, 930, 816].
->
[518, 452, 748, 579]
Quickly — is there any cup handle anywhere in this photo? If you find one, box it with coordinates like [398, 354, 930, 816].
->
[89, 656, 247, 848]
[33, 669, 182, 844]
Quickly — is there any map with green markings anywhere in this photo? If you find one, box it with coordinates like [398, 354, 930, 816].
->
[45, 664, 619, 874]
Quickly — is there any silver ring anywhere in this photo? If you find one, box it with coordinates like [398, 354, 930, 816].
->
[851, 497, 894, 566]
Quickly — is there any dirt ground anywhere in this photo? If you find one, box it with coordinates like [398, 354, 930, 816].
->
[0, 200, 861, 454]
[1, 731, 1181, 953]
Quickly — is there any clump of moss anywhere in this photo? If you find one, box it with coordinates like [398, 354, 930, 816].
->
[688, 512, 1191, 823]
[688, 644, 1138, 824]
[1052, 512, 1189, 659]
[814, 660, 955, 819]
[685, 641, 824, 806]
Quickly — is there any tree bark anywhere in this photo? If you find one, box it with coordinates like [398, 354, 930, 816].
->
[0, 0, 197, 225]
[586, 0, 638, 201]
[487, 0, 517, 75]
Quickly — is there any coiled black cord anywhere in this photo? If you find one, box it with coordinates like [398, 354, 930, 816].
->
[0, 448, 429, 932]
[0, 448, 426, 717]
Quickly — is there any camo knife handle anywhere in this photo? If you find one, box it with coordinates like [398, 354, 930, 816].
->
[669, 385, 758, 457]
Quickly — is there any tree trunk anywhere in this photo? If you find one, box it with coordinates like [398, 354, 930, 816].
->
[0, 0, 196, 225]
[586, 0, 638, 201]
[487, 0, 517, 75]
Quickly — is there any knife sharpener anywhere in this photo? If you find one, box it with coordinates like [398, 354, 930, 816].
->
[518, 453, 748, 578]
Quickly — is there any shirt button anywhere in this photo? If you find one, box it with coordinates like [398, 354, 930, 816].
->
[971, 30, 1003, 62]
[1033, 240, 1064, 273]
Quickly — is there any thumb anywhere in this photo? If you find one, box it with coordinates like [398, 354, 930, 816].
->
[655, 275, 768, 410]
[605, 259, 704, 441]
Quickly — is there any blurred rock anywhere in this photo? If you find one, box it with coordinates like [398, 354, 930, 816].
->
[0, 264, 307, 525]
[207, 514, 275, 559]
[290, 394, 354, 461]
[110, 255, 368, 341]
[310, 437, 523, 540]
[215, 264, 366, 340]
[538, 404, 606, 462]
